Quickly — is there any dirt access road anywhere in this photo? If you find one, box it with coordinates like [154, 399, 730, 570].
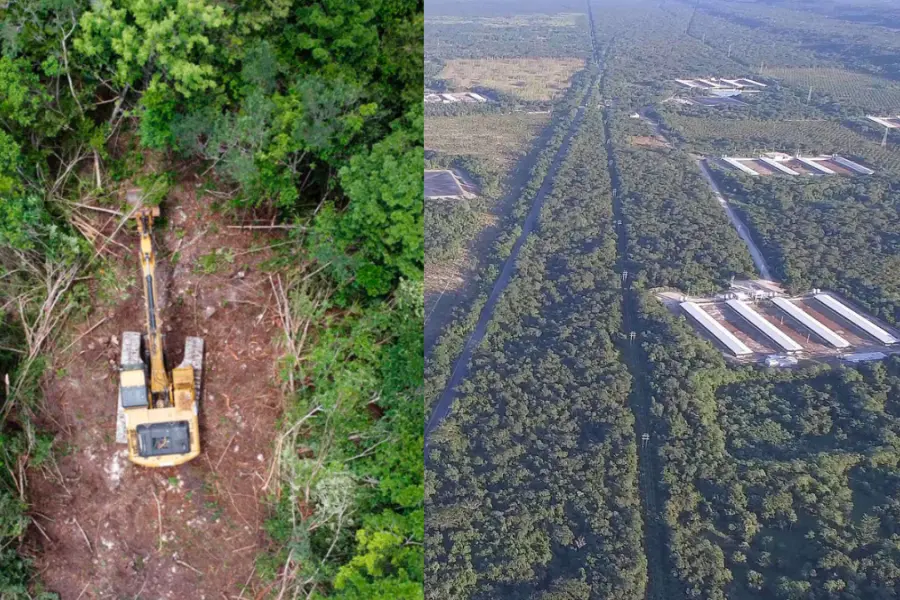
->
[695, 157, 774, 281]
[636, 106, 775, 281]
[26, 177, 286, 598]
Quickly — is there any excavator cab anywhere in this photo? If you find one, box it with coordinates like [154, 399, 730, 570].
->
[116, 198, 203, 467]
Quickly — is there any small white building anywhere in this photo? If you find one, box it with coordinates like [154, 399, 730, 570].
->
[765, 355, 799, 367]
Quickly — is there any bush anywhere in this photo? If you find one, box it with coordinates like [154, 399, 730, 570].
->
[312, 107, 424, 297]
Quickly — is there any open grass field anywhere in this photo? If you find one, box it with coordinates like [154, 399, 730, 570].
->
[425, 112, 549, 169]
[664, 115, 900, 175]
[763, 67, 900, 114]
[439, 58, 585, 102]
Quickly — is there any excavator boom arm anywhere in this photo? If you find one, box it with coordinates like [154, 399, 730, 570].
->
[137, 209, 169, 395]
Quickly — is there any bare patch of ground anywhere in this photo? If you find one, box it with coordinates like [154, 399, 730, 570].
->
[629, 135, 669, 149]
[425, 250, 470, 298]
[426, 13, 583, 27]
[743, 159, 777, 175]
[439, 58, 584, 102]
[424, 210, 497, 300]
[25, 176, 287, 598]
[816, 158, 856, 175]
[425, 113, 549, 170]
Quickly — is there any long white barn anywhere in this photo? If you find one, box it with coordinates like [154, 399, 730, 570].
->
[814, 294, 898, 345]
[681, 302, 753, 356]
[726, 299, 803, 353]
[771, 297, 850, 349]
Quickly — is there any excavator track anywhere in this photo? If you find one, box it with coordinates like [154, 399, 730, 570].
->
[178, 337, 204, 413]
[116, 331, 143, 444]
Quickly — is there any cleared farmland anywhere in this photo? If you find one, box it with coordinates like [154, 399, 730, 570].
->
[424, 10, 591, 62]
[763, 67, 900, 114]
[439, 57, 585, 102]
[426, 13, 585, 27]
[425, 112, 550, 169]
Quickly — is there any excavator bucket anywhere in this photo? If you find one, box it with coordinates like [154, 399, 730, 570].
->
[125, 188, 160, 216]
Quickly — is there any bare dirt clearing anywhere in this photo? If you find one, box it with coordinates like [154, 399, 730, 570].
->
[425, 112, 549, 170]
[629, 135, 669, 149]
[439, 58, 584, 102]
[26, 178, 287, 599]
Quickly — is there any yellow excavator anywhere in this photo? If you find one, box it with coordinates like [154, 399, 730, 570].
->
[116, 196, 203, 467]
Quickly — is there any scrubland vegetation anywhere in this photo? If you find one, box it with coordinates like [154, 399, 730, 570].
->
[425, 113, 550, 170]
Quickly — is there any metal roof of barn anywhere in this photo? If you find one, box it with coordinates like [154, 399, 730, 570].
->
[815, 294, 898, 345]
[681, 302, 753, 356]
[726, 299, 803, 353]
[771, 297, 850, 349]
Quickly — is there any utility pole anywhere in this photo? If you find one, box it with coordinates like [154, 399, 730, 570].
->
[727, 43, 733, 59]
[807, 85, 813, 105]
[883, 126, 889, 148]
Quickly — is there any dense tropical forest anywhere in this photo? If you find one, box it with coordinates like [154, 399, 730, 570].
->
[609, 117, 756, 293]
[427, 81, 648, 600]
[633, 283, 900, 599]
[427, 1, 900, 599]
[0, 0, 422, 597]
[599, 2, 900, 599]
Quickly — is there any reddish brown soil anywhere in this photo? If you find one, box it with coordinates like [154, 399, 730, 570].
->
[629, 135, 669, 149]
[755, 304, 825, 353]
[750, 160, 778, 175]
[798, 299, 873, 347]
[783, 159, 818, 175]
[26, 179, 286, 598]
[704, 303, 775, 354]
[816, 159, 855, 176]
